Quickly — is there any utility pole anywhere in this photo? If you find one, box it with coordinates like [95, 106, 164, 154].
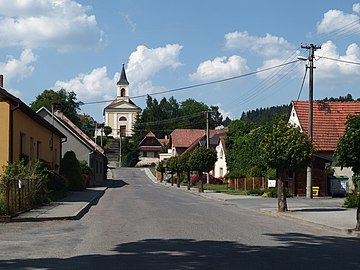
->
[206, 111, 210, 184]
[301, 43, 321, 198]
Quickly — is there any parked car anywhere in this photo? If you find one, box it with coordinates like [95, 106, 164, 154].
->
[191, 173, 224, 185]
[164, 171, 173, 183]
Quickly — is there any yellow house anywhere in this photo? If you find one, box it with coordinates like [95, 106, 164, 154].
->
[0, 85, 66, 175]
[103, 64, 141, 138]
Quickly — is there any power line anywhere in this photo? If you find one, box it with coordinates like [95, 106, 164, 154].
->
[82, 60, 300, 105]
[297, 65, 308, 101]
[316, 55, 360, 65]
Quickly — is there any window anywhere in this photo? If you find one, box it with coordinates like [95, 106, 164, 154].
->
[143, 151, 148, 157]
[121, 88, 126, 97]
[119, 116, 127, 121]
[219, 167, 224, 177]
[30, 137, 34, 161]
[20, 133, 26, 155]
[37, 141, 42, 159]
[219, 149, 223, 159]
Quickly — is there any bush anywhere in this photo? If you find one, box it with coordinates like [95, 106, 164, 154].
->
[60, 151, 85, 191]
[96, 136, 108, 147]
[48, 173, 68, 201]
[343, 193, 359, 208]
[262, 188, 292, 198]
[224, 170, 246, 179]
[79, 160, 93, 175]
[247, 189, 264, 196]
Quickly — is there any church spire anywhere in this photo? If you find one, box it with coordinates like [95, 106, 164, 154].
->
[117, 64, 129, 85]
[116, 64, 129, 99]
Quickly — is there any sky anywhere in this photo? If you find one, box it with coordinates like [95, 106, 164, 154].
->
[1, 0, 360, 122]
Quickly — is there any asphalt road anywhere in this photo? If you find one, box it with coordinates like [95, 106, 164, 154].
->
[0, 167, 359, 270]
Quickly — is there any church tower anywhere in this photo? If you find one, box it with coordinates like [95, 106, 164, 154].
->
[103, 64, 141, 138]
[116, 64, 130, 102]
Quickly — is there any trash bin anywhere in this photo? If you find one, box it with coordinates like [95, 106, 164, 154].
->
[329, 176, 348, 197]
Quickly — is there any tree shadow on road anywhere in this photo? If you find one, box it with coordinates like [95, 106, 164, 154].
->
[105, 179, 128, 188]
[0, 233, 358, 269]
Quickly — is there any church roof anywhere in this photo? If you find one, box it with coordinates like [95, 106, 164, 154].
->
[104, 98, 141, 110]
[117, 64, 129, 85]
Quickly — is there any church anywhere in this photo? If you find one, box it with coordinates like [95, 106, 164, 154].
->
[103, 65, 141, 138]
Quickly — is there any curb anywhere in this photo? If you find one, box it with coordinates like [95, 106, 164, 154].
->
[11, 188, 107, 222]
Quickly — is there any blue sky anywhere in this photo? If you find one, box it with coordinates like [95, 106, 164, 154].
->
[1, 1, 360, 122]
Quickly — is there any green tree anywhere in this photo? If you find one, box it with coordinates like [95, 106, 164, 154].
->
[335, 115, 360, 230]
[60, 151, 85, 191]
[189, 147, 217, 183]
[30, 89, 83, 128]
[166, 156, 182, 187]
[225, 120, 256, 174]
[103, 126, 112, 137]
[260, 121, 313, 212]
[179, 152, 192, 190]
[121, 137, 139, 167]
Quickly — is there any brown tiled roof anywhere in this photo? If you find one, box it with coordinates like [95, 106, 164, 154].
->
[292, 100, 360, 151]
[146, 131, 156, 137]
[170, 129, 205, 148]
[54, 111, 104, 155]
[170, 127, 228, 148]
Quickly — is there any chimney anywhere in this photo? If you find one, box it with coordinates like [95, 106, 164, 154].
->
[0, 75, 3, 88]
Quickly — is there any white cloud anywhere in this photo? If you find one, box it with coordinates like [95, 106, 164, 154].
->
[189, 55, 249, 81]
[224, 31, 294, 58]
[54, 66, 115, 101]
[214, 103, 233, 119]
[353, 3, 360, 13]
[0, 49, 37, 82]
[317, 9, 360, 35]
[316, 40, 360, 79]
[126, 44, 183, 95]
[121, 13, 136, 32]
[0, 0, 103, 51]
[54, 44, 183, 100]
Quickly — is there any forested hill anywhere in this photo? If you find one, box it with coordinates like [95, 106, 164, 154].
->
[240, 104, 291, 125]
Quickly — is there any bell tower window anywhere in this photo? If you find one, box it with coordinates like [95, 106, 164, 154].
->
[120, 88, 126, 97]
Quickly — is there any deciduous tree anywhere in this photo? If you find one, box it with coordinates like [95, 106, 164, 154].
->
[261, 121, 313, 212]
[335, 115, 360, 230]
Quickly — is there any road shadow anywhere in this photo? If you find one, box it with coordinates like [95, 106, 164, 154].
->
[106, 179, 128, 188]
[0, 233, 359, 269]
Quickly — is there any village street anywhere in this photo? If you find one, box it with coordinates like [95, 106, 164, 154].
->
[0, 168, 358, 269]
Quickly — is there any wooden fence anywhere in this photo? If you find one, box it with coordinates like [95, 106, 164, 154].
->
[227, 177, 268, 190]
[1, 178, 35, 217]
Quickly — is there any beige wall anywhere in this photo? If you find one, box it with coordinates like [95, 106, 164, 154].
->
[12, 109, 62, 172]
[106, 110, 139, 137]
[0, 102, 10, 175]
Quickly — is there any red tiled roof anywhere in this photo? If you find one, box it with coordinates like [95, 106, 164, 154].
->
[292, 100, 360, 151]
[158, 138, 170, 147]
[146, 131, 156, 137]
[170, 128, 228, 148]
[170, 129, 206, 148]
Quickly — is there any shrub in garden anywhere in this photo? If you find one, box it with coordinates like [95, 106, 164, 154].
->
[343, 193, 359, 208]
[60, 151, 85, 191]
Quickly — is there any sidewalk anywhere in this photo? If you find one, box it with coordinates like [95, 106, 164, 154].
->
[146, 169, 359, 236]
[12, 187, 107, 222]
